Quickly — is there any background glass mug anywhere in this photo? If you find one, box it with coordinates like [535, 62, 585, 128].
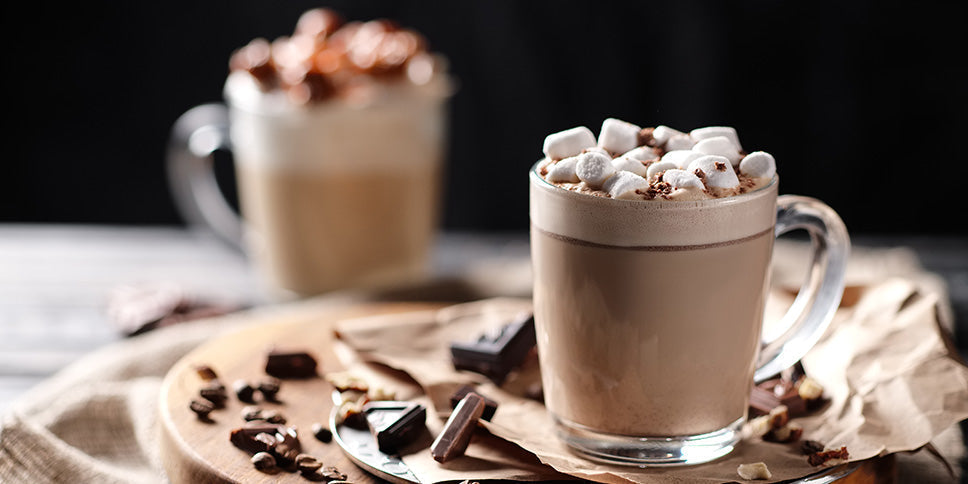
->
[167, 73, 451, 297]
[529, 164, 849, 465]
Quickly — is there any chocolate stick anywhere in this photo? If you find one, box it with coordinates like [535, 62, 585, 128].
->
[431, 392, 485, 463]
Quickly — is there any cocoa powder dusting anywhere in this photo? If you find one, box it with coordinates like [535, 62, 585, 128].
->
[638, 127, 656, 147]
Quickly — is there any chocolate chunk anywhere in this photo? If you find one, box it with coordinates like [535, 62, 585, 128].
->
[449, 385, 498, 421]
[234, 379, 256, 403]
[363, 401, 427, 453]
[450, 313, 536, 383]
[749, 384, 781, 415]
[312, 422, 333, 443]
[751, 378, 808, 417]
[431, 392, 485, 463]
[265, 350, 318, 379]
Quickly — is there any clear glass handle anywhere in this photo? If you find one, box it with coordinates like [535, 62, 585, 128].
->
[754, 195, 850, 383]
[165, 103, 243, 250]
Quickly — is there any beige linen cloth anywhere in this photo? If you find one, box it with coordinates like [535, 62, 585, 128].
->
[0, 241, 965, 483]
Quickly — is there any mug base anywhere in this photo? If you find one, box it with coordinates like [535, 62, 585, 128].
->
[554, 416, 743, 467]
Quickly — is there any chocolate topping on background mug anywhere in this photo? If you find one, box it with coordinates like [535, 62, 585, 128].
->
[529, 123, 849, 465]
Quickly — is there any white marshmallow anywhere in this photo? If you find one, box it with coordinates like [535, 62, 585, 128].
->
[546, 157, 580, 183]
[687, 155, 740, 188]
[582, 146, 611, 157]
[645, 160, 678, 179]
[690, 126, 742, 151]
[651, 125, 685, 146]
[661, 169, 704, 190]
[575, 151, 616, 189]
[543, 126, 596, 160]
[620, 146, 659, 161]
[611, 156, 649, 176]
[598, 118, 642, 154]
[604, 171, 649, 200]
[693, 136, 743, 166]
[739, 151, 776, 179]
[665, 134, 697, 151]
[661, 150, 704, 169]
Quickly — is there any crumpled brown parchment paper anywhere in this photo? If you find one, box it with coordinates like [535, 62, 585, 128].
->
[334, 278, 968, 483]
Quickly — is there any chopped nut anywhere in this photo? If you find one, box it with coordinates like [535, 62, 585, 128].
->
[326, 372, 369, 393]
[764, 422, 803, 443]
[767, 405, 789, 429]
[798, 377, 824, 401]
[808, 446, 849, 466]
[748, 414, 772, 438]
[251, 451, 276, 471]
[336, 399, 367, 428]
[368, 386, 396, 401]
[737, 462, 772, 480]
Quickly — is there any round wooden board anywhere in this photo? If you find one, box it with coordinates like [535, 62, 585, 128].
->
[159, 301, 445, 484]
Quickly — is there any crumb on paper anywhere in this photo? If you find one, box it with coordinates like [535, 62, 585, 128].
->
[737, 461, 772, 480]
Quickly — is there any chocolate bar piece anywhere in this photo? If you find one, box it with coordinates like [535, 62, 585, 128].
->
[450, 313, 536, 383]
[363, 401, 426, 453]
[750, 378, 808, 417]
[431, 392, 485, 463]
[265, 350, 318, 378]
[449, 385, 498, 421]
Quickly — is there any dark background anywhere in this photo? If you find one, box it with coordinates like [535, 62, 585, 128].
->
[4, 1, 967, 234]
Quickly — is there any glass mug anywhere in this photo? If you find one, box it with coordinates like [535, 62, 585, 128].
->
[529, 164, 849, 465]
[167, 74, 451, 297]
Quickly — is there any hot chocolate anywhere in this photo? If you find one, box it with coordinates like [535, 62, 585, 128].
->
[527, 119, 851, 465]
[531, 172, 777, 436]
[209, 9, 450, 296]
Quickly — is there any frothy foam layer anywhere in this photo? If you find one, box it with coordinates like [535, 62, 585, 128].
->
[539, 120, 776, 202]
[530, 166, 778, 246]
[226, 72, 448, 173]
